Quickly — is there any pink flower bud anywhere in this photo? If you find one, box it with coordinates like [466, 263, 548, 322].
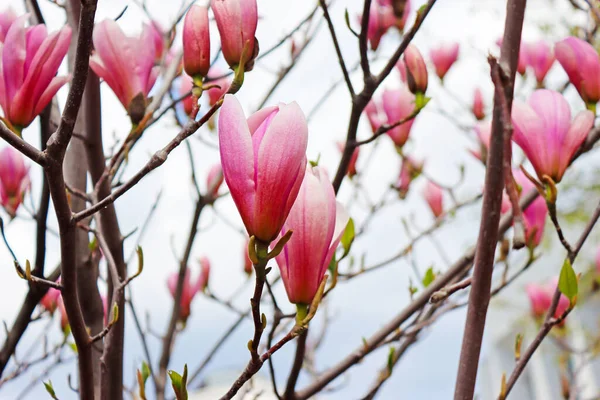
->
[275, 166, 349, 305]
[206, 163, 224, 198]
[364, 99, 384, 133]
[395, 59, 408, 82]
[167, 259, 209, 324]
[555, 36, 600, 106]
[0, 16, 71, 129]
[198, 256, 211, 292]
[212, 0, 258, 70]
[360, 2, 395, 51]
[0, 147, 30, 217]
[396, 156, 423, 198]
[149, 20, 167, 63]
[404, 44, 428, 94]
[243, 239, 253, 276]
[206, 68, 231, 106]
[469, 121, 491, 164]
[183, 5, 210, 79]
[422, 181, 443, 218]
[472, 88, 485, 121]
[382, 86, 416, 147]
[89, 20, 159, 124]
[0, 8, 17, 42]
[512, 169, 547, 247]
[336, 142, 359, 177]
[40, 286, 61, 314]
[522, 40, 555, 85]
[218, 95, 308, 243]
[429, 42, 459, 81]
[526, 283, 552, 318]
[511, 89, 594, 183]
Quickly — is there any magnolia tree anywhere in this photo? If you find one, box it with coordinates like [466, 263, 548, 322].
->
[0, 0, 599, 399]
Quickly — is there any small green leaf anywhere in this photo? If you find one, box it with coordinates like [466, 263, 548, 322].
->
[309, 153, 321, 167]
[168, 365, 188, 400]
[422, 267, 436, 287]
[387, 346, 396, 375]
[341, 218, 355, 255]
[558, 258, 578, 305]
[327, 254, 337, 274]
[141, 361, 150, 384]
[43, 380, 59, 399]
[88, 237, 98, 252]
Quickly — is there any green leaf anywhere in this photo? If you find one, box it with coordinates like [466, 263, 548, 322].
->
[168, 364, 188, 400]
[327, 254, 337, 274]
[141, 361, 150, 384]
[341, 218, 355, 255]
[387, 346, 396, 375]
[422, 267, 436, 287]
[43, 380, 59, 399]
[558, 258, 578, 305]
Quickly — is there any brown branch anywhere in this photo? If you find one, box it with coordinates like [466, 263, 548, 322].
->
[453, 0, 526, 396]
[283, 331, 307, 399]
[0, 123, 46, 165]
[359, 0, 373, 80]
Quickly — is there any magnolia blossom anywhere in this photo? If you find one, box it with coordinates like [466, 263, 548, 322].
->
[396, 156, 423, 198]
[526, 279, 570, 320]
[429, 42, 459, 80]
[470, 121, 491, 164]
[183, 5, 210, 79]
[40, 286, 61, 314]
[167, 258, 210, 323]
[0, 8, 16, 42]
[511, 89, 594, 182]
[395, 59, 408, 82]
[522, 40, 555, 85]
[360, 1, 395, 51]
[423, 181, 443, 218]
[555, 36, 600, 106]
[0, 147, 29, 217]
[218, 95, 308, 242]
[89, 20, 159, 124]
[275, 166, 349, 305]
[502, 170, 548, 247]
[404, 45, 428, 94]
[337, 142, 359, 177]
[472, 88, 485, 121]
[212, 0, 258, 70]
[364, 99, 385, 133]
[206, 163, 224, 199]
[377, 0, 411, 30]
[0, 16, 71, 129]
[381, 86, 416, 147]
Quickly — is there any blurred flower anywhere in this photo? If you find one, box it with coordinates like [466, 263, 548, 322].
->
[0, 8, 17, 42]
[206, 163, 224, 199]
[526, 279, 569, 321]
[149, 20, 167, 63]
[206, 68, 231, 107]
[212, 0, 258, 71]
[469, 121, 491, 164]
[89, 20, 159, 124]
[0, 16, 71, 130]
[57, 296, 69, 333]
[0, 147, 29, 217]
[511, 89, 594, 182]
[364, 99, 385, 133]
[167, 259, 209, 324]
[359, 1, 395, 51]
[422, 180, 443, 218]
[183, 5, 210, 80]
[395, 59, 408, 82]
[472, 88, 485, 121]
[218, 95, 308, 243]
[381, 86, 416, 147]
[336, 142, 359, 177]
[404, 44, 428, 94]
[522, 40, 555, 86]
[275, 166, 349, 305]
[555, 36, 600, 109]
[429, 42, 459, 81]
[396, 156, 423, 198]
[40, 286, 61, 314]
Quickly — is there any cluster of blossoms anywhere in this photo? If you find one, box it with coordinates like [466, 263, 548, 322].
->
[359, 0, 412, 51]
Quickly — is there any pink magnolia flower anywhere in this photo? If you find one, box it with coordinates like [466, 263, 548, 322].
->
[429, 42, 459, 81]
[178, 74, 194, 116]
[423, 181, 443, 218]
[470, 121, 491, 164]
[336, 142, 359, 177]
[149, 20, 167, 63]
[526, 279, 570, 321]
[183, 5, 210, 79]
[212, 0, 258, 70]
[0, 8, 17, 42]
[89, 20, 159, 124]
[0, 16, 71, 129]
[395, 59, 408, 82]
[167, 259, 210, 323]
[218, 94, 308, 243]
[0, 147, 30, 217]
[507, 169, 548, 246]
[275, 166, 349, 305]
[360, 2, 395, 51]
[555, 36, 600, 106]
[472, 88, 485, 121]
[364, 99, 385, 133]
[206, 68, 231, 106]
[377, 0, 411, 31]
[206, 163, 224, 198]
[382, 86, 416, 147]
[522, 40, 555, 85]
[40, 286, 61, 314]
[404, 44, 428, 94]
[511, 89, 594, 182]
[396, 156, 423, 198]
